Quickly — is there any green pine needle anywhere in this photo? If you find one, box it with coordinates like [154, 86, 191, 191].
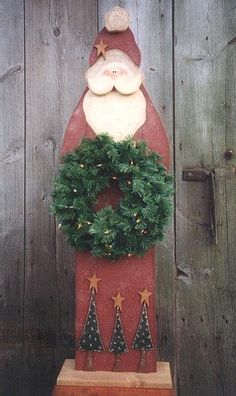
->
[51, 134, 173, 260]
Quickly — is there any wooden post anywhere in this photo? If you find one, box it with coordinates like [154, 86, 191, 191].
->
[138, 349, 147, 373]
[85, 351, 94, 371]
[113, 353, 122, 372]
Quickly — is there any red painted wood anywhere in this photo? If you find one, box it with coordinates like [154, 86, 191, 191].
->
[75, 248, 156, 372]
[60, 25, 170, 373]
[89, 27, 141, 67]
[53, 385, 174, 396]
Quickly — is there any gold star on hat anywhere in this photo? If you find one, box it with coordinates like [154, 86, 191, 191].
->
[94, 39, 109, 59]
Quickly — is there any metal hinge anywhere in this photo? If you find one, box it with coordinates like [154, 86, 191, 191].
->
[182, 168, 217, 244]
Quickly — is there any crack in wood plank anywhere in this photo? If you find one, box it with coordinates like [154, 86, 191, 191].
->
[0, 65, 22, 82]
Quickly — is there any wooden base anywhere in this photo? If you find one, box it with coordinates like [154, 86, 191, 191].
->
[53, 359, 174, 396]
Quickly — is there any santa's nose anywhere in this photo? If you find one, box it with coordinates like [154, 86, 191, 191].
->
[105, 67, 122, 79]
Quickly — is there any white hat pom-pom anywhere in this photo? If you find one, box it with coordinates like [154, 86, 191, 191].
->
[105, 6, 130, 33]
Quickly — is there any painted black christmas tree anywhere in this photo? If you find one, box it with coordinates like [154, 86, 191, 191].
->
[109, 292, 128, 371]
[132, 288, 153, 372]
[77, 274, 104, 370]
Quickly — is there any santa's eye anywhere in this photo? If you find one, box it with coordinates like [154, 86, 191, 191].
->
[104, 69, 121, 77]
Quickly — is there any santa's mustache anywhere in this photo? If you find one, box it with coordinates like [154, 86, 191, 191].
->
[87, 70, 143, 95]
[86, 53, 144, 95]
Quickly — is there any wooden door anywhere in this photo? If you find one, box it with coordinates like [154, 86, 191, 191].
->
[0, 1, 235, 395]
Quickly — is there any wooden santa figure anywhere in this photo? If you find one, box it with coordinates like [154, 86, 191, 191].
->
[58, 6, 170, 373]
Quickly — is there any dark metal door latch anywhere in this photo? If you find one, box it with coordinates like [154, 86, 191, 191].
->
[182, 168, 217, 244]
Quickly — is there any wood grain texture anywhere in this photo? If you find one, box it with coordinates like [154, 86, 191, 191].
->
[0, 1, 24, 394]
[56, 359, 173, 389]
[1, 1, 236, 395]
[23, 1, 97, 395]
[53, 385, 174, 396]
[174, 0, 236, 395]
[98, 0, 175, 370]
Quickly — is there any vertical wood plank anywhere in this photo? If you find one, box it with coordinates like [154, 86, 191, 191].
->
[98, 0, 174, 368]
[0, 1, 24, 394]
[174, 0, 236, 395]
[24, 1, 97, 395]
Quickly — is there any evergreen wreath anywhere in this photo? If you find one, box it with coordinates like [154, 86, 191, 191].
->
[52, 134, 173, 260]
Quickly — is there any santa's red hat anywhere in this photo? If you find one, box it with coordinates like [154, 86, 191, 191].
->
[89, 7, 141, 67]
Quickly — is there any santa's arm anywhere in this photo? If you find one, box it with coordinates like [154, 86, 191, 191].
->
[61, 88, 95, 157]
[135, 85, 170, 170]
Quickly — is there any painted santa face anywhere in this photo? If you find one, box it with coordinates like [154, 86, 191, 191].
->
[85, 49, 144, 96]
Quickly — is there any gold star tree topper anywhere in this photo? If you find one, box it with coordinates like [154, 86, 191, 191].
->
[87, 273, 101, 293]
[94, 39, 109, 58]
[112, 292, 125, 312]
[139, 288, 152, 307]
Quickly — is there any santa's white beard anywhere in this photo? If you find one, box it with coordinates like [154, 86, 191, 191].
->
[83, 89, 146, 142]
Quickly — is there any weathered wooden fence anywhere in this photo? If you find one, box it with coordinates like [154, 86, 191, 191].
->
[1, 1, 235, 395]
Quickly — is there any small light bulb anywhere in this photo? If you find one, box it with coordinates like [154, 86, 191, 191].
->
[136, 218, 141, 223]
[128, 253, 131, 258]
[73, 189, 77, 193]
[80, 164, 84, 168]
[127, 181, 131, 185]
[58, 223, 62, 229]
[78, 223, 82, 229]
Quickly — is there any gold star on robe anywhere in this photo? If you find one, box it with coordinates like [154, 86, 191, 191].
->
[87, 273, 101, 293]
[139, 288, 152, 307]
[112, 292, 125, 312]
[94, 39, 109, 58]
